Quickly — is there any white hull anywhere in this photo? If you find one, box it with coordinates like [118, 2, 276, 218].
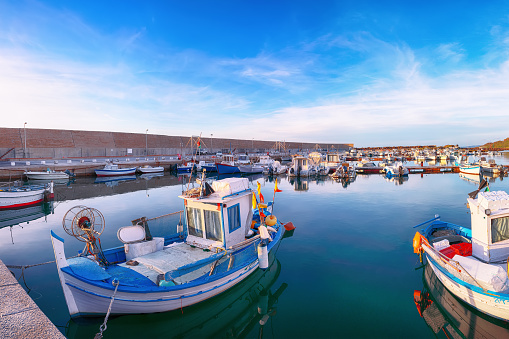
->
[25, 172, 69, 180]
[137, 166, 164, 173]
[238, 165, 264, 174]
[95, 168, 137, 177]
[0, 187, 47, 209]
[459, 165, 480, 175]
[425, 252, 509, 321]
[51, 234, 262, 316]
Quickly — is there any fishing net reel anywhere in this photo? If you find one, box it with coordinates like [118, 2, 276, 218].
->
[62, 206, 109, 266]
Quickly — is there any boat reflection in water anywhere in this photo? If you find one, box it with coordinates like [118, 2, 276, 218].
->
[384, 175, 408, 186]
[94, 175, 137, 187]
[414, 264, 509, 338]
[65, 255, 287, 338]
[458, 172, 481, 184]
[0, 201, 54, 242]
[289, 177, 309, 191]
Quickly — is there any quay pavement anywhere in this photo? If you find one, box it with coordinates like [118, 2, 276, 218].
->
[0, 260, 65, 339]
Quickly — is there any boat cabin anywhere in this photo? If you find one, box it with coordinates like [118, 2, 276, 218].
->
[468, 191, 509, 263]
[238, 155, 250, 165]
[180, 177, 253, 250]
[221, 154, 235, 165]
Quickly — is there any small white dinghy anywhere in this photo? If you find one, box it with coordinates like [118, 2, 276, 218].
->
[136, 165, 164, 174]
[25, 168, 71, 180]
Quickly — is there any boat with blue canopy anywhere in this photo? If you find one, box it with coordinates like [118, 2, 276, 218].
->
[51, 176, 293, 317]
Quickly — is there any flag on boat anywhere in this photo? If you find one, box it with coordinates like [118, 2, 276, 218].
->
[274, 179, 282, 193]
[252, 192, 257, 209]
[257, 181, 264, 202]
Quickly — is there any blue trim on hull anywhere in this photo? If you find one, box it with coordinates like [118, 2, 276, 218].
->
[216, 164, 240, 174]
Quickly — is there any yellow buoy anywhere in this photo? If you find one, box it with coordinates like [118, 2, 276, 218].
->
[265, 215, 277, 226]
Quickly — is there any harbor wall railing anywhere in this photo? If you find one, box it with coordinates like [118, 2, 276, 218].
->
[0, 128, 353, 160]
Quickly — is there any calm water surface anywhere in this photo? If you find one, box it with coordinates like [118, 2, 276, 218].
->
[2, 155, 509, 338]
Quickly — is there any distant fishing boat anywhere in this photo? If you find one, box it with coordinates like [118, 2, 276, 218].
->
[383, 162, 409, 177]
[196, 161, 216, 172]
[95, 162, 137, 177]
[459, 164, 480, 175]
[0, 182, 53, 210]
[51, 177, 293, 317]
[355, 161, 383, 174]
[136, 165, 164, 174]
[25, 168, 71, 180]
[216, 154, 240, 174]
[413, 180, 509, 321]
[288, 156, 310, 177]
[177, 162, 196, 173]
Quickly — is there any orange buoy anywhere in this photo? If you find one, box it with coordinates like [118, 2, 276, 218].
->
[265, 215, 277, 226]
[283, 222, 295, 231]
[413, 232, 422, 254]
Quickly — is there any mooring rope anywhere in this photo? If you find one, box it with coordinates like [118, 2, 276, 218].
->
[94, 278, 120, 339]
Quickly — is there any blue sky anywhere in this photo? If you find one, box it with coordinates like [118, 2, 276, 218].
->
[1, 1, 509, 147]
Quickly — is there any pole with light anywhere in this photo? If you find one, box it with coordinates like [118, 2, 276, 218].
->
[24, 122, 27, 158]
[145, 129, 148, 156]
[211, 134, 213, 154]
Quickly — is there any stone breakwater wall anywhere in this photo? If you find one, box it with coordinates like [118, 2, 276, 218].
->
[0, 128, 353, 159]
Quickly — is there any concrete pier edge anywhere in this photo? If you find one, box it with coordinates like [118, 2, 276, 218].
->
[0, 260, 65, 339]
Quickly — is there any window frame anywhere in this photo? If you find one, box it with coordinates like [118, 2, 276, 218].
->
[227, 203, 242, 233]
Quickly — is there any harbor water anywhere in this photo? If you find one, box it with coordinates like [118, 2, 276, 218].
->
[2, 155, 509, 338]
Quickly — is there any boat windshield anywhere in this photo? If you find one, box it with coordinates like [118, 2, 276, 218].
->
[186, 207, 223, 242]
[491, 216, 509, 243]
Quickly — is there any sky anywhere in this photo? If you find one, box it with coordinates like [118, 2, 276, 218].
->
[1, 1, 509, 147]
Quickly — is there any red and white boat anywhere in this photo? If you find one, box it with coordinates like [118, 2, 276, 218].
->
[0, 182, 53, 209]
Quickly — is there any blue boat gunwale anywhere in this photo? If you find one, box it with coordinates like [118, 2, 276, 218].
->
[56, 221, 285, 294]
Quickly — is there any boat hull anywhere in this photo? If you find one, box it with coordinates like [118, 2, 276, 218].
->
[459, 165, 480, 175]
[25, 172, 69, 180]
[355, 167, 382, 174]
[0, 187, 48, 209]
[95, 168, 137, 177]
[216, 163, 240, 174]
[51, 227, 284, 317]
[137, 167, 164, 174]
[238, 165, 264, 174]
[425, 254, 509, 321]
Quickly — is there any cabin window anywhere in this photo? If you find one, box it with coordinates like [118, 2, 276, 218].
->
[186, 207, 223, 242]
[227, 204, 241, 233]
[204, 210, 222, 241]
[491, 217, 509, 243]
[186, 207, 203, 237]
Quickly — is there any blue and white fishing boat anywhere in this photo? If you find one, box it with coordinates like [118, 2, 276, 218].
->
[95, 162, 137, 177]
[216, 154, 240, 174]
[413, 181, 509, 321]
[383, 162, 409, 178]
[50, 177, 293, 317]
[196, 161, 217, 172]
[177, 162, 196, 173]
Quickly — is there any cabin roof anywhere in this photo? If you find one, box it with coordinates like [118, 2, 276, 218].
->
[180, 177, 252, 203]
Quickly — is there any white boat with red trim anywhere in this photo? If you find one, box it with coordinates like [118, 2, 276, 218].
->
[0, 182, 54, 209]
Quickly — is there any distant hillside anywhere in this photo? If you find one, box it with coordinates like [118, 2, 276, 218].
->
[482, 137, 509, 149]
